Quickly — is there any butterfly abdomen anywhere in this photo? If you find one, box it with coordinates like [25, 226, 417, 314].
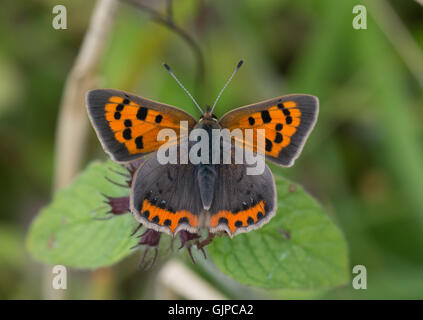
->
[197, 164, 217, 210]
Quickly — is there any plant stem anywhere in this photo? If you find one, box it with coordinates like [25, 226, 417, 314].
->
[44, 0, 119, 300]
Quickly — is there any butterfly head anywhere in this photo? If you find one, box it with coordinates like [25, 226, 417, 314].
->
[199, 105, 219, 124]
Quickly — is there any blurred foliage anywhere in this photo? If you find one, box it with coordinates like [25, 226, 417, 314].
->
[0, 0, 423, 299]
[26, 161, 138, 269]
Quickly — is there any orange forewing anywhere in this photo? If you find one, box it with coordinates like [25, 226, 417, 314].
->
[223, 102, 301, 156]
[220, 95, 318, 166]
[105, 96, 184, 154]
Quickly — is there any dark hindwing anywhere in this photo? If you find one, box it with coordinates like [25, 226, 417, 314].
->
[130, 152, 204, 235]
[219, 94, 319, 166]
[206, 163, 277, 237]
[86, 89, 196, 162]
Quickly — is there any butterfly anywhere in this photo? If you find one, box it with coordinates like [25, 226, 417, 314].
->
[86, 61, 318, 238]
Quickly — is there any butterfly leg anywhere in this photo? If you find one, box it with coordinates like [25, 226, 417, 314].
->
[132, 229, 162, 270]
[178, 231, 205, 263]
[125, 159, 145, 177]
[196, 231, 227, 250]
[130, 223, 143, 236]
[179, 230, 200, 249]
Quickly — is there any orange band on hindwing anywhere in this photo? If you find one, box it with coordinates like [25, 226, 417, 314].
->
[138, 199, 199, 233]
[209, 200, 266, 234]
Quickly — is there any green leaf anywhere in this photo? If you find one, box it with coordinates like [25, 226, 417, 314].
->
[208, 174, 349, 289]
[26, 161, 138, 269]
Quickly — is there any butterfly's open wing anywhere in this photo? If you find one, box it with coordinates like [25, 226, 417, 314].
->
[205, 163, 277, 237]
[86, 89, 197, 162]
[219, 94, 318, 166]
[131, 151, 204, 236]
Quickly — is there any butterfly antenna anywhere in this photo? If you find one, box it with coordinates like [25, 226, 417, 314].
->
[163, 63, 204, 114]
[211, 60, 244, 113]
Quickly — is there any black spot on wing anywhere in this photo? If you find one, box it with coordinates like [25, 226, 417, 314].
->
[275, 123, 283, 131]
[265, 138, 273, 152]
[123, 128, 132, 140]
[286, 116, 292, 124]
[274, 132, 283, 144]
[218, 217, 228, 225]
[135, 135, 144, 149]
[155, 114, 163, 123]
[261, 110, 272, 123]
[178, 217, 189, 224]
[137, 107, 148, 121]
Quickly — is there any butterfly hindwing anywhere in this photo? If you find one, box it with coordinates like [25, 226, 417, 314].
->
[86, 89, 197, 162]
[206, 162, 277, 237]
[131, 144, 277, 237]
[219, 94, 319, 166]
[130, 151, 204, 235]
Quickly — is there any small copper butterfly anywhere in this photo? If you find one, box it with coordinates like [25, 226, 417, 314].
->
[86, 61, 318, 239]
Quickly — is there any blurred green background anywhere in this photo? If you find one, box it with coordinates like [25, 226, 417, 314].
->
[1, 0, 423, 299]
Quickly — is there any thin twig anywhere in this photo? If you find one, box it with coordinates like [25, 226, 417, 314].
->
[366, 0, 423, 89]
[121, 0, 205, 95]
[45, 0, 119, 300]
[166, 0, 173, 22]
[53, 0, 119, 190]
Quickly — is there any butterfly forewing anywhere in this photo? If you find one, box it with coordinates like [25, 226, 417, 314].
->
[86, 89, 197, 162]
[219, 94, 319, 166]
